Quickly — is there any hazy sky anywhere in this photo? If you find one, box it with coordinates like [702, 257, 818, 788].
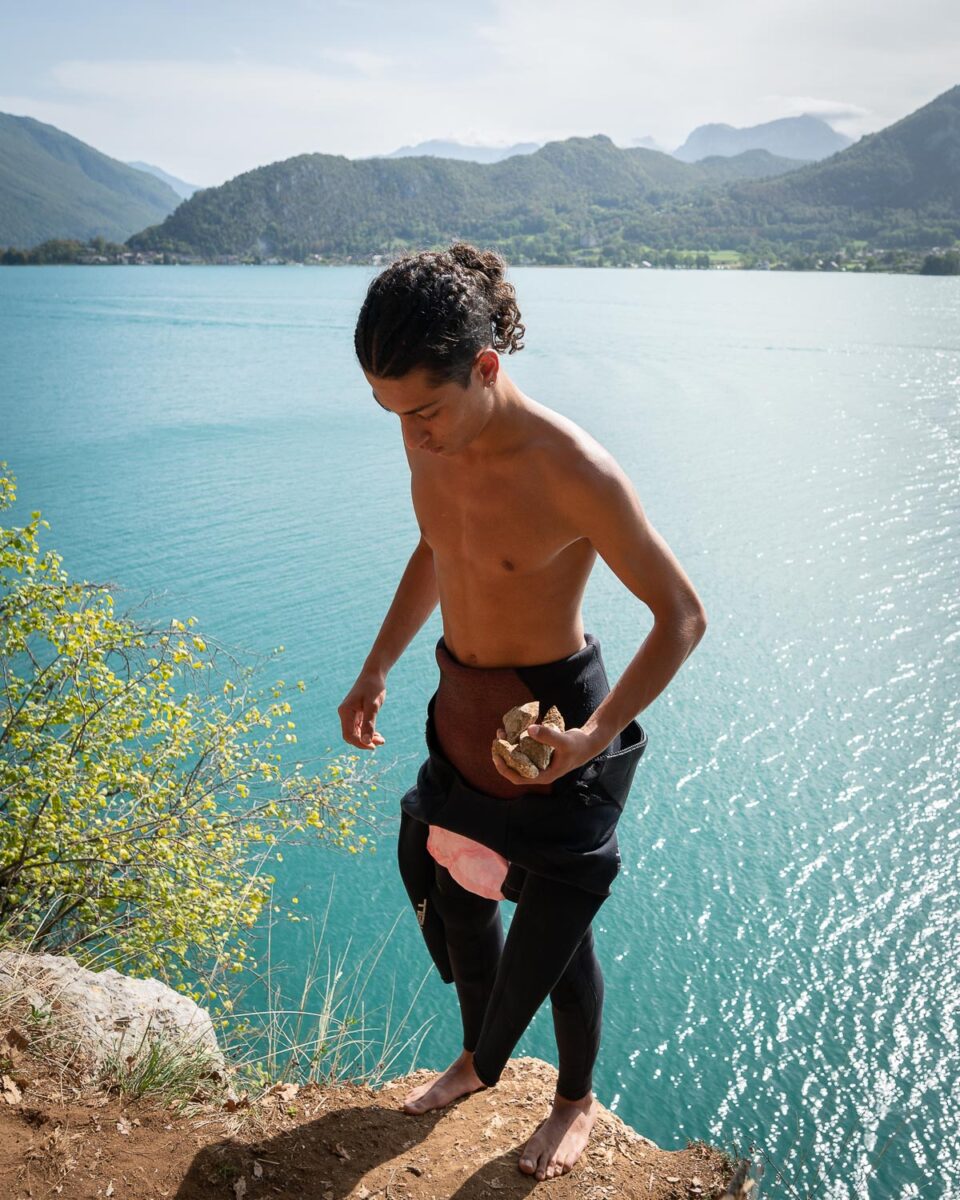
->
[1, 0, 958, 186]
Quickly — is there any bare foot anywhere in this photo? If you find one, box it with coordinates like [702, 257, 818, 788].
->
[402, 1049, 487, 1114]
[518, 1092, 598, 1180]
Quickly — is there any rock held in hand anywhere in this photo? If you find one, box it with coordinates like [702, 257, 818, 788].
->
[519, 704, 566, 770]
[493, 701, 567, 779]
[503, 702, 539, 743]
[541, 705, 565, 732]
[518, 732, 551, 771]
[491, 738, 540, 779]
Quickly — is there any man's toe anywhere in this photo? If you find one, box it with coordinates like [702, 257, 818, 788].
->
[519, 1143, 541, 1174]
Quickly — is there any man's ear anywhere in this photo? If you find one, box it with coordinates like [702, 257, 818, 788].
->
[475, 347, 500, 388]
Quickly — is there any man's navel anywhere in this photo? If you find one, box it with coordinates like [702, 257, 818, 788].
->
[501, 558, 515, 572]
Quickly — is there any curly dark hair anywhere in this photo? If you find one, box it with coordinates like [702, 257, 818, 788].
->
[354, 242, 525, 387]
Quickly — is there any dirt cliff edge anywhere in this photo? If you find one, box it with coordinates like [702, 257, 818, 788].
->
[0, 1051, 753, 1199]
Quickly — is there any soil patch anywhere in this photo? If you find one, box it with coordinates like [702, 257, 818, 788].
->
[0, 1056, 743, 1199]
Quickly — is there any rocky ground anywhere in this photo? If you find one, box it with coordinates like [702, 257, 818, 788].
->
[0, 950, 757, 1199]
[0, 1051, 752, 1200]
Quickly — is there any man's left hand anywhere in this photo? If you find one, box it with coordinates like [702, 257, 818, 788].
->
[491, 722, 605, 788]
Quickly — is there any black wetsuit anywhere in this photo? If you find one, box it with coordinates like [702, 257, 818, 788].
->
[397, 633, 647, 1100]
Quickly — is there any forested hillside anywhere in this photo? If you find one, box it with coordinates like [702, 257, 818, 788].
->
[0, 113, 181, 245]
[126, 136, 805, 260]
[714, 84, 960, 246]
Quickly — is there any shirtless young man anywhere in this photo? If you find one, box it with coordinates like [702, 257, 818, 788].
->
[339, 243, 707, 1181]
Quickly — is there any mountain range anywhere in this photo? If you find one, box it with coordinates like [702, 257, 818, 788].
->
[2, 89, 958, 259]
[0, 113, 181, 246]
[382, 116, 847, 165]
[0, 111, 852, 250]
[126, 85, 960, 261]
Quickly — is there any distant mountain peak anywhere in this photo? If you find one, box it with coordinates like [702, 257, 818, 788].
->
[674, 114, 852, 163]
[629, 135, 670, 153]
[377, 139, 540, 164]
[127, 162, 200, 200]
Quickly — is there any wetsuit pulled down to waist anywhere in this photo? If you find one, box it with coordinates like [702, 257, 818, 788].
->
[401, 633, 648, 902]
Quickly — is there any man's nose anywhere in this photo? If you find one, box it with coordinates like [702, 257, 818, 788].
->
[402, 419, 429, 449]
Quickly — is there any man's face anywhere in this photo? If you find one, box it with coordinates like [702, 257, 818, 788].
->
[364, 356, 497, 457]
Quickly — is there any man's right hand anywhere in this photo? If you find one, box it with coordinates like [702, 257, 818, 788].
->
[338, 670, 388, 750]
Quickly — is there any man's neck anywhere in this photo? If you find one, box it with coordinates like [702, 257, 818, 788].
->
[458, 376, 534, 463]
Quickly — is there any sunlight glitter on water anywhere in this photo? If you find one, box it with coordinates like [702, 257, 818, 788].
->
[3, 267, 958, 1197]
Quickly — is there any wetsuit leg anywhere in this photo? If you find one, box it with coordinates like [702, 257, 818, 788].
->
[484, 865, 604, 1099]
[470, 870, 606, 1098]
[432, 863, 504, 1050]
[549, 925, 604, 1101]
[396, 810, 455, 983]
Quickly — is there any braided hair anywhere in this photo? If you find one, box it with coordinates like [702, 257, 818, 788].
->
[354, 242, 525, 386]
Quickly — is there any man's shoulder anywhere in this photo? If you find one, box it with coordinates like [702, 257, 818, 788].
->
[526, 403, 622, 483]
[526, 405, 639, 543]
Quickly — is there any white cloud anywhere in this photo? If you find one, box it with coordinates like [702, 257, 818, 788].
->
[768, 97, 870, 122]
[17, 57, 443, 183]
[321, 49, 393, 76]
[471, 0, 959, 146]
[1, 0, 957, 182]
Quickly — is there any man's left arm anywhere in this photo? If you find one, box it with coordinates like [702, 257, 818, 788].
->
[494, 447, 707, 786]
[572, 449, 707, 751]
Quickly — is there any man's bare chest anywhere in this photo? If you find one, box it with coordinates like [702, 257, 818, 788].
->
[412, 459, 584, 576]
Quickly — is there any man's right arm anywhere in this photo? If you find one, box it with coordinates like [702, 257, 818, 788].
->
[338, 536, 439, 749]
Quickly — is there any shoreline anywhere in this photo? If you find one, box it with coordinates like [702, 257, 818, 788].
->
[0, 258, 954, 275]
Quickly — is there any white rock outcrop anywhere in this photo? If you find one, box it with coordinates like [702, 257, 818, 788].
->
[0, 950, 223, 1071]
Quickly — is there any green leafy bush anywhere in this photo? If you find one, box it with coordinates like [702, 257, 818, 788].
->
[0, 464, 377, 1002]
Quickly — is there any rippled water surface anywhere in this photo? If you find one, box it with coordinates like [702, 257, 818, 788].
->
[1, 266, 957, 1198]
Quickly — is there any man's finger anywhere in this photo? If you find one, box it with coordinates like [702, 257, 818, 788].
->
[525, 723, 563, 745]
[342, 712, 361, 744]
[343, 707, 373, 749]
[354, 733, 384, 750]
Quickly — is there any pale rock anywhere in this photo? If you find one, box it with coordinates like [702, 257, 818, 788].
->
[518, 733, 551, 771]
[541, 704, 565, 732]
[491, 738, 539, 779]
[522, 703, 566, 768]
[0, 950, 223, 1074]
[494, 701, 567, 778]
[503, 702, 539, 743]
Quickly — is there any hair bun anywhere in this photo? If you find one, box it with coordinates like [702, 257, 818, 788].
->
[446, 242, 524, 354]
[449, 242, 505, 286]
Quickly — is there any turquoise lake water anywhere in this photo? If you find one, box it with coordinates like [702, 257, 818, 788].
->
[1, 265, 957, 1198]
